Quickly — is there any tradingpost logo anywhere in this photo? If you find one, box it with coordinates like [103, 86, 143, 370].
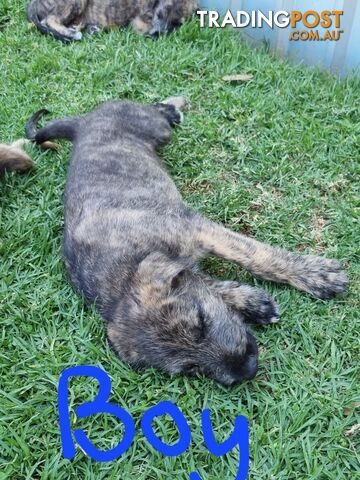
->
[197, 9, 344, 42]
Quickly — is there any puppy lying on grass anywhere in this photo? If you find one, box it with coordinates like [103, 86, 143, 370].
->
[26, 98, 347, 385]
[27, 0, 197, 42]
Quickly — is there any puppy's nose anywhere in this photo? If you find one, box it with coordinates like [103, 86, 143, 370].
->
[149, 30, 161, 39]
[243, 355, 258, 381]
[149, 20, 169, 38]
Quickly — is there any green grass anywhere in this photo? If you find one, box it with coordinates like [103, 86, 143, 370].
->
[1, 2, 360, 479]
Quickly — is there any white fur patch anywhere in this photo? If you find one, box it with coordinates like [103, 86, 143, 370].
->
[176, 109, 184, 123]
[73, 31, 83, 41]
[162, 95, 190, 111]
[270, 316, 280, 324]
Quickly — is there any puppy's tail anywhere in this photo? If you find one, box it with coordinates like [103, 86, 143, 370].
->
[27, 1, 76, 43]
[25, 109, 50, 141]
[26, 109, 78, 145]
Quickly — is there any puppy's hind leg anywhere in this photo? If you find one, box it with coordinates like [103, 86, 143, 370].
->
[154, 96, 190, 126]
[26, 109, 79, 145]
[154, 103, 183, 127]
[161, 96, 191, 111]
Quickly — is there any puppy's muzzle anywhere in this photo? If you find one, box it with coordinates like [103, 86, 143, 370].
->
[149, 19, 169, 38]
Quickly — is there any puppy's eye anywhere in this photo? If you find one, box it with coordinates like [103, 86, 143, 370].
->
[184, 364, 198, 374]
[246, 334, 258, 356]
[198, 307, 206, 327]
[171, 270, 186, 290]
[246, 342, 257, 356]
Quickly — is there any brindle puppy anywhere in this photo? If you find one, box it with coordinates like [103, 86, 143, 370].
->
[26, 99, 347, 385]
[27, 0, 197, 42]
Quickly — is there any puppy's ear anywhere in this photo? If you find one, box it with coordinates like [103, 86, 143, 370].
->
[135, 252, 193, 304]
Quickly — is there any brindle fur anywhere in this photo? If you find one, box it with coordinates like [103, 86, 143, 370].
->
[26, 99, 348, 385]
[27, 0, 197, 42]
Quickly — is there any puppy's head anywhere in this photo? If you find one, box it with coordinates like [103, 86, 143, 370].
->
[149, 0, 197, 37]
[107, 252, 258, 385]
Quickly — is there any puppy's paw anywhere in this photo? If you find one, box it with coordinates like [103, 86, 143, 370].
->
[71, 30, 82, 41]
[155, 103, 183, 126]
[86, 24, 100, 35]
[240, 287, 280, 325]
[162, 95, 191, 111]
[292, 256, 348, 299]
[172, 108, 184, 125]
[219, 285, 280, 325]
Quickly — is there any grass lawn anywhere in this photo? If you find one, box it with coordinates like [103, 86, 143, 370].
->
[1, 2, 359, 479]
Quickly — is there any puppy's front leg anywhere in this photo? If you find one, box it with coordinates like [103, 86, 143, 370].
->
[203, 277, 280, 325]
[195, 221, 348, 299]
[45, 15, 83, 41]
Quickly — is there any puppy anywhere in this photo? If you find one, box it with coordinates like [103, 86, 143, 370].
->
[0, 140, 33, 175]
[27, 0, 197, 42]
[27, 99, 347, 385]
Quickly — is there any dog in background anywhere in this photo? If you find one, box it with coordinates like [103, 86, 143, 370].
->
[1, 111, 59, 176]
[27, 0, 197, 42]
[26, 99, 347, 385]
[0, 140, 33, 175]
